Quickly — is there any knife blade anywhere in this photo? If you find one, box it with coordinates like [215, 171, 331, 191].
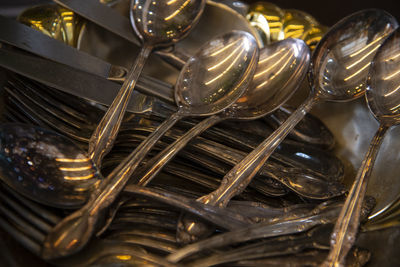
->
[56, 0, 140, 45]
[0, 47, 176, 116]
[0, 15, 175, 104]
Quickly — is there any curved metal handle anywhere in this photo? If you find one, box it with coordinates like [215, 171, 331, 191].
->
[323, 124, 389, 267]
[133, 114, 223, 186]
[43, 110, 183, 259]
[88, 44, 153, 167]
[201, 94, 318, 206]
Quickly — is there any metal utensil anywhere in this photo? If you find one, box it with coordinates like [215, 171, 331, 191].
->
[0, 47, 175, 116]
[196, 8, 397, 216]
[324, 26, 400, 267]
[41, 31, 259, 259]
[88, 0, 206, 166]
[132, 38, 310, 187]
[0, 15, 175, 103]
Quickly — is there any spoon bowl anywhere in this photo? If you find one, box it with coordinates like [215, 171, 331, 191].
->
[232, 37, 310, 119]
[88, 0, 206, 167]
[176, 9, 398, 245]
[130, 0, 205, 46]
[324, 26, 400, 266]
[175, 31, 259, 116]
[42, 30, 259, 259]
[366, 27, 400, 126]
[311, 9, 397, 101]
[0, 123, 100, 209]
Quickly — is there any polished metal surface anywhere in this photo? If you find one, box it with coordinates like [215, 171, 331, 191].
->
[311, 9, 398, 101]
[175, 31, 259, 115]
[1, 14, 175, 102]
[77, 0, 262, 87]
[41, 31, 259, 260]
[233, 38, 310, 119]
[324, 25, 400, 266]
[17, 4, 82, 47]
[0, 47, 172, 115]
[130, 0, 206, 46]
[0, 123, 100, 208]
[87, 0, 206, 167]
[1, 1, 400, 266]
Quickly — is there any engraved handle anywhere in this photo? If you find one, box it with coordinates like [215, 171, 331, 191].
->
[323, 124, 389, 267]
[88, 44, 153, 167]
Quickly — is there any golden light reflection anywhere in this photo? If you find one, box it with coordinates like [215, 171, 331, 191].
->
[187, 222, 196, 231]
[345, 44, 381, 69]
[384, 69, 400, 80]
[210, 39, 242, 57]
[255, 52, 294, 89]
[349, 35, 385, 58]
[116, 255, 132, 260]
[384, 84, 400, 97]
[64, 174, 95, 181]
[390, 103, 400, 112]
[205, 48, 246, 85]
[59, 166, 93, 171]
[343, 62, 371, 82]
[255, 49, 288, 78]
[257, 48, 286, 65]
[207, 44, 242, 71]
[384, 52, 400, 62]
[167, 0, 178, 5]
[56, 158, 91, 163]
[164, 0, 190, 21]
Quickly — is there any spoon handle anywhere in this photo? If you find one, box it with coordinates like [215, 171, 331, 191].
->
[323, 124, 389, 267]
[201, 94, 318, 206]
[88, 44, 153, 167]
[133, 114, 224, 186]
[42, 111, 183, 259]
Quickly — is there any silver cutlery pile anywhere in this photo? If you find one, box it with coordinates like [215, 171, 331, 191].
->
[1, 0, 400, 266]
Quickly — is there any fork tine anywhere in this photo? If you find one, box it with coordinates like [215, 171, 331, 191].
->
[3, 185, 61, 225]
[0, 190, 53, 233]
[4, 85, 91, 142]
[8, 79, 92, 131]
[17, 76, 95, 123]
[0, 197, 45, 244]
[0, 215, 42, 255]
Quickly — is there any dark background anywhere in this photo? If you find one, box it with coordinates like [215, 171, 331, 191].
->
[0, 0, 400, 26]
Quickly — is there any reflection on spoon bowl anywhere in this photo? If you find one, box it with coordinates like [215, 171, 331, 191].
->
[0, 123, 100, 209]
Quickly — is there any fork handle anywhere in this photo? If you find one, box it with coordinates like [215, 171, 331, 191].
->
[323, 124, 389, 267]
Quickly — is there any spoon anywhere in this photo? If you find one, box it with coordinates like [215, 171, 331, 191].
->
[88, 0, 206, 167]
[177, 9, 398, 243]
[41, 30, 259, 259]
[0, 123, 100, 209]
[323, 26, 400, 267]
[132, 38, 310, 187]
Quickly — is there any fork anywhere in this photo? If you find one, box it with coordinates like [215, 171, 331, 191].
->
[0, 183, 183, 266]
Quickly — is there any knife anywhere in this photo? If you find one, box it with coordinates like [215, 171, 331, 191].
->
[0, 15, 175, 104]
[0, 47, 176, 116]
[53, 0, 189, 68]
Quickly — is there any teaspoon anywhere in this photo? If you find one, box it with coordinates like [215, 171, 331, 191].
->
[88, 0, 206, 167]
[323, 25, 400, 267]
[176, 9, 398, 243]
[41, 30, 259, 259]
[132, 38, 310, 188]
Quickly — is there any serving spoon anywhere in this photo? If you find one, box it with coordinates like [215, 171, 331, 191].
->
[323, 26, 400, 267]
[177, 9, 398, 243]
[132, 38, 310, 188]
[40, 30, 259, 259]
[88, 0, 206, 167]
